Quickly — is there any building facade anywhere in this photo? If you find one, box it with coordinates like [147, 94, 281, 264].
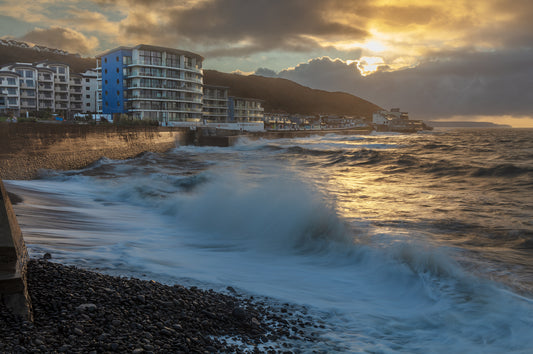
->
[0, 61, 98, 117]
[228, 97, 264, 122]
[202, 85, 229, 122]
[97, 44, 204, 124]
[81, 69, 99, 113]
[0, 71, 21, 115]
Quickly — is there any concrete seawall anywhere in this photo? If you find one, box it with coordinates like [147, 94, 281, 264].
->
[0, 123, 192, 180]
[0, 179, 32, 319]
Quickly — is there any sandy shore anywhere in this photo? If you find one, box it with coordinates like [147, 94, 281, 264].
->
[0, 259, 321, 353]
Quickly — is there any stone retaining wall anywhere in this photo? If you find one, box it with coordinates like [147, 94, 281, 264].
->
[0, 124, 192, 180]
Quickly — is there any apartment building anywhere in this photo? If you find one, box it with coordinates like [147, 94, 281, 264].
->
[0, 61, 98, 117]
[228, 97, 264, 122]
[0, 71, 21, 115]
[81, 69, 99, 113]
[202, 85, 229, 122]
[97, 44, 204, 124]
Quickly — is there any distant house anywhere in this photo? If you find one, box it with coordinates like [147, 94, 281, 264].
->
[372, 108, 428, 132]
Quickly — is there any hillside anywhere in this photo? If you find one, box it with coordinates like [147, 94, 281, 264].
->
[0, 43, 382, 117]
[204, 70, 381, 117]
[0, 44, 95, 73]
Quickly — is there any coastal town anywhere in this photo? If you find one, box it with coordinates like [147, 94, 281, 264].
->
[0, 42, 430, 133]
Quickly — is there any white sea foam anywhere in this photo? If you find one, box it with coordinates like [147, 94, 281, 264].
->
[5, 131, 533, 352]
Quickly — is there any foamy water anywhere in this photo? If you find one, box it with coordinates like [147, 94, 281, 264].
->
[6, 129, 533, 352]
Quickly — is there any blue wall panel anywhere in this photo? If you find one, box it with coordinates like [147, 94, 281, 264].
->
[101, 49, 131, 114]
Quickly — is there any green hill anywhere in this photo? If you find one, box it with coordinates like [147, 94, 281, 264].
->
[0, 44, 382, 117]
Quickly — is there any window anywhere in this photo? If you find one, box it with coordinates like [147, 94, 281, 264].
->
[167, 53, 179, 67]
[86, 95, 90, 99]
[117, 90, 120, 96]
[16, 70, 23, 76]
[7, 78, 16, 85]
[105, 69, 108, 74]
[26, 80, 34, 87]
[105, 101, 108, 106]
[7, 88, 17, 95]
[117, 101, 120, 106]
[151, 51, 162, 66]
[25, 71, 33, 78]
[105, 90, 108, 95]
[117, 79, 119, 84]
[139, 50, 151, 65]
[58, 67, 65, 74]
[116, 56, 119, 62]
[8, 97, 17, 105]
[116, 68, 119, 73]
[85, 86, 90, 91]
[86, 78, 90, 83]
[104, 58, 107, 63]
[86, 103, 90, 107]
[105, 80, 108, 84]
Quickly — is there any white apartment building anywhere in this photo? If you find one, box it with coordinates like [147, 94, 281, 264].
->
[81, 69, 98, 113]
[228, 97, 264, 122]
[202, 85, 229, 122]
[0, 71, 21, 114]
[0, 61, 98, 117]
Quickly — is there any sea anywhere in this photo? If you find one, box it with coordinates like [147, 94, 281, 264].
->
[5, 128, 533, 353]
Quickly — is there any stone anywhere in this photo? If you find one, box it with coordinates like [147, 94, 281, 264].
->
[232, 307, 247, 320]
[76, 303, 97, 312]
[43, 253, 52, 260]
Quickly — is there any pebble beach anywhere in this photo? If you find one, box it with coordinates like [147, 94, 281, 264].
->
[0, 259, 319, 353]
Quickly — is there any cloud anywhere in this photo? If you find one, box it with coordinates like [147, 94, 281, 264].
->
[254, 68, 278, 78]
[117, 0, 369, 57]
[273, 49, 533, 120]
[20, 26, 99, 55]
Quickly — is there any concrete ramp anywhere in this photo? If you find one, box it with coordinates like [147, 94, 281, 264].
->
[0, 180, 32, 320]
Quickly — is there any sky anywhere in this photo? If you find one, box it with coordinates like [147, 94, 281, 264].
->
[0, 0, 532, 126]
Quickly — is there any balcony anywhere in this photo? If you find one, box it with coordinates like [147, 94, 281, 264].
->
[39, 84, 53, 91]
[38, 75, 53, 82]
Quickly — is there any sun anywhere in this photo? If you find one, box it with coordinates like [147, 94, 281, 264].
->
[355, 56, 385, 76]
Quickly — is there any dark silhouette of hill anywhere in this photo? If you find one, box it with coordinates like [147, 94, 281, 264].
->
[204, 70, 381, 117]
[0, 44, 382, 117]
[0, 45, 95, 73]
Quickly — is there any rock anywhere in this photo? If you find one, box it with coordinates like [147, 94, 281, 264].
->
[111, 319, 121, 326]
[73, 328, 83, 335]
[232, 307, 247, 320]
[137, 295, 146, 303]
[43, 253, 52, 260]
[76, 303, 97, 312]
[132, 349, 144, 354]
[226, 286, 237, 294]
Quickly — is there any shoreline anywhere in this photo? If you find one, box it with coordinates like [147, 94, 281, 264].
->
[1, 258, 320, 353]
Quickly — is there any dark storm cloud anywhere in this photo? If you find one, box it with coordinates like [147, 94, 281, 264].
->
[275, 49, 533, 119]
[119, 0, 369, 56]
